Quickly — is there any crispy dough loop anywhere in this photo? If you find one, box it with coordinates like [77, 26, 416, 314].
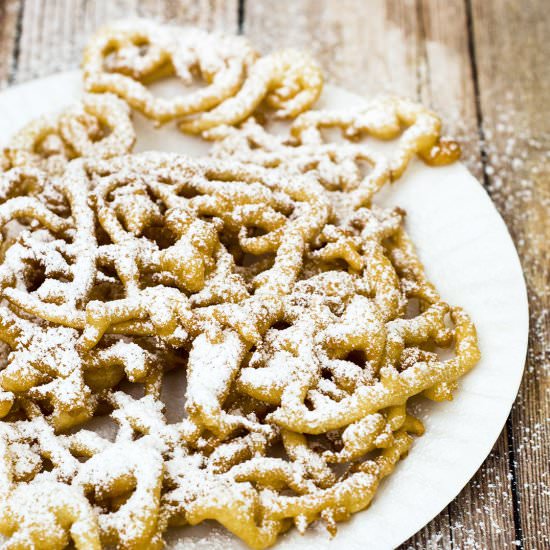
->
[210, 96, 459, 215]
[0, 315, 171, 431]
[179, 49, 323, 134]
[209, 117, 391, 214]
[0, 479, 102, 550]
[0, 423, 102, 550]
[83, 20, 258, 124]
[291, 96, 461, 179]
[75, 442, 164, 549]
[0, 393, 191, 549]
[2, 94, 135, 175]
[268, 307, 480, 434]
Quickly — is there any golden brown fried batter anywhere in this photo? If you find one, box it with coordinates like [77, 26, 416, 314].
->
[0, 21, 477, 550]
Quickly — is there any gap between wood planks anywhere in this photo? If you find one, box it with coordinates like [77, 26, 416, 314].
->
[464, 0, 524, 543]
[9, 3, 24, 85]
[238, 0, 245, 33]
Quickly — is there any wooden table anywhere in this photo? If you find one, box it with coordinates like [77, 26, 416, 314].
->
[0, 1, 547, 548]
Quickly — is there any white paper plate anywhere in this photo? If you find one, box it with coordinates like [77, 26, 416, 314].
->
[0, 72, 529, 550]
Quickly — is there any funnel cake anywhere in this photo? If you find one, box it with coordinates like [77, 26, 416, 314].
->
[83, 20, 322, 132]
[0, 22, 479, 550]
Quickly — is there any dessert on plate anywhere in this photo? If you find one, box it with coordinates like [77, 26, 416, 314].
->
[0, 19, 478, 550]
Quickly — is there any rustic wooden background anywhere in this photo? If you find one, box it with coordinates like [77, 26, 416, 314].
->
[0, 0, 548, 548]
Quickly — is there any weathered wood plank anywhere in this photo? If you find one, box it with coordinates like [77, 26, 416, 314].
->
[0, 0, 21, 88]
[245, 0, 420, 98]
[401, 0, 518, 539]
[12, 0, 238, 84]
[417, 2, 518, 547]
[417, 0, 481, 178]
[470, 1, 550, 548]
[245, 1, 519, 548]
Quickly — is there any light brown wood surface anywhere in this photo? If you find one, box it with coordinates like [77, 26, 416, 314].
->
[0, 1, 547, 548]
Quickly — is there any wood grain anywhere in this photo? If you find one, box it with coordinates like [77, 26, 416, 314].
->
[470, 1, 550, 548]
[416, 4, 519, 546]
[0, 0, 21, 87]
